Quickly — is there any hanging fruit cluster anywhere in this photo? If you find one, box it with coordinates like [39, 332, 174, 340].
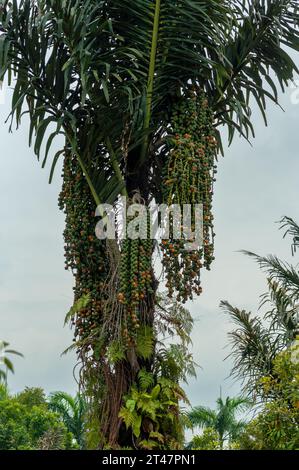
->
[58, 150, 109, 348]
[161, 88, 217, 302]
[117, 208, 153, 346]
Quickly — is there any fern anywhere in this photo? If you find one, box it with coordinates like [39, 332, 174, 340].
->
[119, 373, 187, 447]
[106, 340, 125, 364]
[119, 405, 142, 438]
[64, 293, 91, 326]
[149, 431, 164, 443]
[136, 326, 154, 360]
[155, 293, 194, 345]
[132, 414, 142, 438]
[157, 376, 189, 404]
[136, 394, 159, 421]
[151, 384, 161, 400]
[138, 369, 155, 391]
[139, 439, 160, 450]
[119, 406, 134, 429]
[156, 343, 197, 384]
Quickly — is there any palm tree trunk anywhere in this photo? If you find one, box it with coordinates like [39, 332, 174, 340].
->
[59, 149, 158, 448]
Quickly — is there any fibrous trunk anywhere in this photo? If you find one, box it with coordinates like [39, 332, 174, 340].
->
[59, 150, 158, 448]
[58, 89, 217, 449]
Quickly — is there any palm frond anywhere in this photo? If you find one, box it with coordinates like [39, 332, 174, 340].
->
[220, 396, 252, 414]
[212, 0, 299, 143]
[1, 1, 297, 211]
[220, 300, 279, 390]
[0, 341, 23, 381]
[155, 293, 194, 346]
[242, 251, 299, 301]
[280, 216, 299, 255]
[229, 419, 248, 441]
[187, 406, 217, 429]
[260, 279, 299, 341]
[48, 390, 87, 446]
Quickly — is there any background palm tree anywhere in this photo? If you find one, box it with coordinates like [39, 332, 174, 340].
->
[48, 391, 87, 449]
[0, 1, 298, 448]
[221, 216, 299, 396]
[0, 341, 23, 386]
[188, 396, 252, 449]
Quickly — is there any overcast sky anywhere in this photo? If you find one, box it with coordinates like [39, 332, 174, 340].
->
[0, 78, 298, 416]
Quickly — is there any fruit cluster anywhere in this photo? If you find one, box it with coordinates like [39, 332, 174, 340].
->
[118, 210, 153, 345]
[161, 88, 217, 302]
[58, 151, 108, 346]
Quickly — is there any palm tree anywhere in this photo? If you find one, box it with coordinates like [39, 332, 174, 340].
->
[221, 216, 299, 396]
[0, 1, 298, 448]
[0, 341, 23, 385]
[48, 392, 87, 449]
[188, 396, 251, 449]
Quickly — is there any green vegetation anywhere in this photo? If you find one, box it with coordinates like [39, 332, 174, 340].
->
[221, 217, 299, 450]
[221, 217, 299, 395]
[49, 392, 87, 449]
[1, 220, 298, 450]
[0, 387, 76, 450]
[0, 0, 298, 449]
[188, 396, 251, 449]
[188, 428, 221, 451]
[236, 346, 299, 450]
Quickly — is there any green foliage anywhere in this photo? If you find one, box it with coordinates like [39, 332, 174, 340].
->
[0, 400, 31, 449]
[221, 301, 277, 392]
[259, 341, 299, 402]
[187, 396, 252, 449]
[155, 294, 194, 346]
[26, 406, 70, 447]
[0, 383, 9, 401]
[0, 0, 297, 181]
[136, 326, 154, 360]
[0, 388, 74, 450]
[48, 391, 88, 449]
[138, 369, 155, 391]
[17, 387, 47, 408]
[154, 295, 197, 386]
[106, 341, 126, 365]
[223, 219, 299, 450]
[119, 374, 187, 449]
[189, 428, 221, 450]
[222, 216, 299, 395]
[155, 343, 197, 385]
[236, 345, 299, 450]
[84, 414, 103, 451]
[111, 294, 195, 449]
[1, 0, 298, 450]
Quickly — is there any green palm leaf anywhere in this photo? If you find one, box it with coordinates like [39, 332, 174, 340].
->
[188, 395, 251, 448]
[48, 391, 88, 448]
[188, 406, 217, 429]
[1, 1, 297, 209]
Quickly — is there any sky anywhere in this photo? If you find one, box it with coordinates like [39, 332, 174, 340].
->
[0, 77, 298, 417]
